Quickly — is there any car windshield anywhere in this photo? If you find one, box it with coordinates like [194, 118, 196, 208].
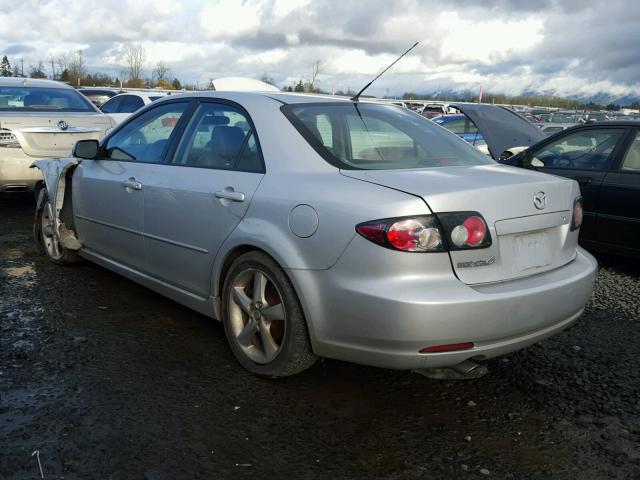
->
[284, 103, 494, 170]
[0, 86, 96, 112]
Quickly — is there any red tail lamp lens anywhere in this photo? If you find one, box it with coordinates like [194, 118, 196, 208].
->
[449, 215, 488, 247]
[571, 197, 583, 231]
[419, 342, 475, 353]
[463, 216, 487, 246]
[356, 216, 444, 252]
[356, 223, 386, 244]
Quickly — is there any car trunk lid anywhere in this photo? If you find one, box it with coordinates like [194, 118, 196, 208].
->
[1, 113, 112, 157]
[342, 164, 580, 284]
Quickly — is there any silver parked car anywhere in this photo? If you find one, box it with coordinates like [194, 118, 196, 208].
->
[0, 78, 114, 193]
[33, 92, 597, 377]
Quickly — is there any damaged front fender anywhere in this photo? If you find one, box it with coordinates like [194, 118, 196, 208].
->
[31, 158, 82, 251]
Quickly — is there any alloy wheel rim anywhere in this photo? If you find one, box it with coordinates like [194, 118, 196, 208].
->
[228, 268, 286, 364]
[41, 201, 63, 260]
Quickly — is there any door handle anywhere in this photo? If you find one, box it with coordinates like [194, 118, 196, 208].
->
[122, 178, 142, 191]
[574, 176, 593, 185]
[215, 189, 245, 202]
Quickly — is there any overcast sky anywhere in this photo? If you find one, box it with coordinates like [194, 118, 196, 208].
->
[0, 0, 638, 98]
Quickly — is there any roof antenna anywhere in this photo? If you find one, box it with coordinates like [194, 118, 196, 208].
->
[351, 41, 419, 102]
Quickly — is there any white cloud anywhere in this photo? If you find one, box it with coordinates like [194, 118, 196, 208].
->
[200, 0, 262, 38]
[0, 0, 638, 101]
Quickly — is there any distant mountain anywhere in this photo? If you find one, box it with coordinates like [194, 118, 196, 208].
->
[406, 87, 640, 107]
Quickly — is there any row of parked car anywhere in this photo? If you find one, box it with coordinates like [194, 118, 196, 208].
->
[0, 77, 636, 378]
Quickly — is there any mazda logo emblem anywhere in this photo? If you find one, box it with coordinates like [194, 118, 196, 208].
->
[533, 191, 547, 210]
[57, 120, 68, 131]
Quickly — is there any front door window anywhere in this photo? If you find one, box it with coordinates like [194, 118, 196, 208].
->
[103, 102, 189, 163]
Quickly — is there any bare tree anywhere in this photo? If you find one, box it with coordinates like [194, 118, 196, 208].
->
[67, 50, 86, 85]
[305, 60, 323, 93]
[153, 61, 170, 83]
[49, 55, 57, 80]
[125, 44, 146, 86]
[56, 54, 67, 75]
[29, 61, 47, 79]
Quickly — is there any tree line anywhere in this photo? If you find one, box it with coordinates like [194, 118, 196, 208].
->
[0, 44, 183, 90]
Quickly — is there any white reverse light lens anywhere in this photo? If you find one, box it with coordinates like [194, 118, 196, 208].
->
[451, 225, 468, 247]
[417, 227, 442, 250]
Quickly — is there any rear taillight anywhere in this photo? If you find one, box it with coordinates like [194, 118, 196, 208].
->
[356, 216, 444, 252]
[571, 197, 583, 231]
[0, 129, 21, 148]
[356, 212, 491, 252]
[437, 212, 492, 250]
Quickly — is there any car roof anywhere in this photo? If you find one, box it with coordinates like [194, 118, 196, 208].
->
[108, 91, 168, 101]
[153, 90, 355, 105]
[0, 77, 76, 89]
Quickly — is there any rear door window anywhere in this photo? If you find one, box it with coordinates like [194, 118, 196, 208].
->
[170, 102, 264, 172]
[120, 95, 145, 113]
[621, 131, 640, 172]
[100, 96, 123, 113]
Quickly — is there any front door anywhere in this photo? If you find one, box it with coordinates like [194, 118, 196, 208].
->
[73, 100, 191, 271]
[142, 100, 265, 297]
[598, 128, 640, 253]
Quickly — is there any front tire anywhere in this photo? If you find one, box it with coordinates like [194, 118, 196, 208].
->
[36, 191, 80, 265]
[222, 251, 317, 377]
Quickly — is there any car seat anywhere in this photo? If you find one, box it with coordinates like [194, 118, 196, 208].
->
[202, 126, 246, 168]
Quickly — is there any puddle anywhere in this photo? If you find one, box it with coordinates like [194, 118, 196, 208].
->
[4, 265, 35, 277]
[3, 264, 36, 286]
[1, 248, 24, 261]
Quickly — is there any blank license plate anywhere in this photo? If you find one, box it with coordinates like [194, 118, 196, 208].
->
[515, 232, 551, 271]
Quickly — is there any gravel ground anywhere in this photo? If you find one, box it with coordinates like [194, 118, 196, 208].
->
[1, 194, 639, 480]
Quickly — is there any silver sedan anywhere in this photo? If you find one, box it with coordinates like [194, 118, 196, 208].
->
[33, 92, 597, 377]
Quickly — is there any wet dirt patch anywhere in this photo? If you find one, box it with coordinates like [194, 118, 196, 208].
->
[1, 195, 639, 480]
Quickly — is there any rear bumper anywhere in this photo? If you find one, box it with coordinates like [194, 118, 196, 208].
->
[0, 150, 43, 192]
[289, 245, 597, 370]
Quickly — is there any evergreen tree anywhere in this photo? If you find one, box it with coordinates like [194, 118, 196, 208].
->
[0, 56, 11, 77]
[171, 78, 182, 90]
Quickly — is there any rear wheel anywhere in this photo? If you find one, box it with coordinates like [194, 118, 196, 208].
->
[222, 251, 317, 377]
[37, 192, 80, 265]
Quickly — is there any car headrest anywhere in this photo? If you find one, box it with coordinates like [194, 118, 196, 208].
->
[210, 126, 246, 157]
[23, 93, 49, 107]
[202, 115, 230, 126]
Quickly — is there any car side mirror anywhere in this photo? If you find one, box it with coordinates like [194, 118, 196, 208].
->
[73, 139, 99, 159]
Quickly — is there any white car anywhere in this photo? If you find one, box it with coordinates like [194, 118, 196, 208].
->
[100, 92, 168, 125]
[0, 78, 114, 193]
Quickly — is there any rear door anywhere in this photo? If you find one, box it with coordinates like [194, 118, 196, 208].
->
[530, 126, 628, 241]
[74, 100, 191, 271]
[597, 128, 640, 254]
[142, 100, 265, 297]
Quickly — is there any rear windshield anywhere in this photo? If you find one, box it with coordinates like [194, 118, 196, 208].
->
[0, 86, 96, 112]
[283, 102, 494, 170]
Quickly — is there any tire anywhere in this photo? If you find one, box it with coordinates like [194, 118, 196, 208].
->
[221, 251, 317, 377]
[36, 191, 80, 265]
